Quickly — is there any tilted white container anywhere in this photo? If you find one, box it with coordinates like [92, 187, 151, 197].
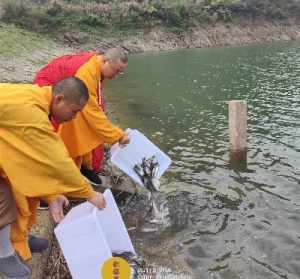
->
[54, 189, 135, 279]
[110, 129, 172, 187]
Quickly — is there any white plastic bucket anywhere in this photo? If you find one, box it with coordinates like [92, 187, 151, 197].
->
[110, 129, 172, 187]
[54, 189, 135, 279]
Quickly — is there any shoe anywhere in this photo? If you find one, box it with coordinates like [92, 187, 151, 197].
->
[80, 166, 102, 187]
[37, 200, 49, 210]
[28, 235, 49, 253]
[0, 253, 31, 279]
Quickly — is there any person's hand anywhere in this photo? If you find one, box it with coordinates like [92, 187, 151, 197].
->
[88, 192, 107, 209]
[48, 195, 69, 223]
[118, 133, 130, 147]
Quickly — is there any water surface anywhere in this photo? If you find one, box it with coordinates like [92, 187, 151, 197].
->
[106, 41, 300, 279]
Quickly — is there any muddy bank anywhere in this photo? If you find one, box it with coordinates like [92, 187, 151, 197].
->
[64, 19, 300, 53]
[2, 0, 300, 54]
[0, 18, 300, 64]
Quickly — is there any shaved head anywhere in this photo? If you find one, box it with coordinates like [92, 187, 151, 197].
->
[103, 47, 128, 64]
[51, 77, 89, 123]
[101, 48, 128, 79]
[52, 77, 89, 104]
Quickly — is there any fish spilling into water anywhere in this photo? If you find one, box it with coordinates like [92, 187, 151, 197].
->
[133, 155, 160, 192]
[133, 156, 172, 232]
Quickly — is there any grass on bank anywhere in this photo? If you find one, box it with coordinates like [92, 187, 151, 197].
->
[0, 22, 56, 58]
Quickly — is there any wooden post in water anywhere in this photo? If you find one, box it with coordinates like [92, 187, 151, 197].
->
[228, 100, 247, 169]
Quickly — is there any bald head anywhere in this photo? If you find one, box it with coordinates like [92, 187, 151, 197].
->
[52, 77, 89, 104]
[103, 47, 128, 64]
[101, 48, 128, 79]
[51, 77, 89, 124]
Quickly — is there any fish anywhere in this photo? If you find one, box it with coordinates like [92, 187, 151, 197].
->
[133, 155, 160, 192]
[151, 163, 159, 178]
[133, 164, 145, 182]
[150, 177, 160, 191]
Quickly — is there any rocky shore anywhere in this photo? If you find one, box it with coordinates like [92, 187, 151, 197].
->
[63, 19, 300, 53]
[1, 18, 300, 84]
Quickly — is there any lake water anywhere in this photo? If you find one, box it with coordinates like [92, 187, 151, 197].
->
[106, 41, 300, 279]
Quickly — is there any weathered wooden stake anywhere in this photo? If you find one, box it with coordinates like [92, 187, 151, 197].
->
[228, 100, 247, 169]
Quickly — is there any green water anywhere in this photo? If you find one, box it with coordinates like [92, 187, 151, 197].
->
[106, 42, 300, 279]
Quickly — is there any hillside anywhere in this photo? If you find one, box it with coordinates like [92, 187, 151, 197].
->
[0, 0, 300, 52]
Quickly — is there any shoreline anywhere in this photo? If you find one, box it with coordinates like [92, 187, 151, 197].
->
[1, 0, 300, 54]
[69, 19, 300, 53]
[1, 18, 299, 83]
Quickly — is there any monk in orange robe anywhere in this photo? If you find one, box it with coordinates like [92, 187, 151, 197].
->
[0, 77, 106, 278]
[33, 48, 130, 177]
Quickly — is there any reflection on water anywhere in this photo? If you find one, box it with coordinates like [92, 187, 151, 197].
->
[107, 41, 300, 279]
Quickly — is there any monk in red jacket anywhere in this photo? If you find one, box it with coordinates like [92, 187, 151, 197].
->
[33, 48, 129, 184]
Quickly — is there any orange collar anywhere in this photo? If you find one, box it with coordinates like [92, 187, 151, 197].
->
[97, 55, 105, 81]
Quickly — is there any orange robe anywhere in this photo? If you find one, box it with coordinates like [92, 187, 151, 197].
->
[0, 83, 96, 259]
[62, 55, 124, 161]
[34, 53, 124, 168]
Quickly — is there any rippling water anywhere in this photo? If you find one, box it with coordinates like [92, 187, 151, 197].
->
[106, 41, 300, 279]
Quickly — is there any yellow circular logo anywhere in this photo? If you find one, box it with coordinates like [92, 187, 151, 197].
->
[101, 257, 131, 279]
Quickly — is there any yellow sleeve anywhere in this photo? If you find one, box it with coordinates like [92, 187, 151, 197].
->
[0, 105, 96, 199]
[82, 95, 124, 144]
